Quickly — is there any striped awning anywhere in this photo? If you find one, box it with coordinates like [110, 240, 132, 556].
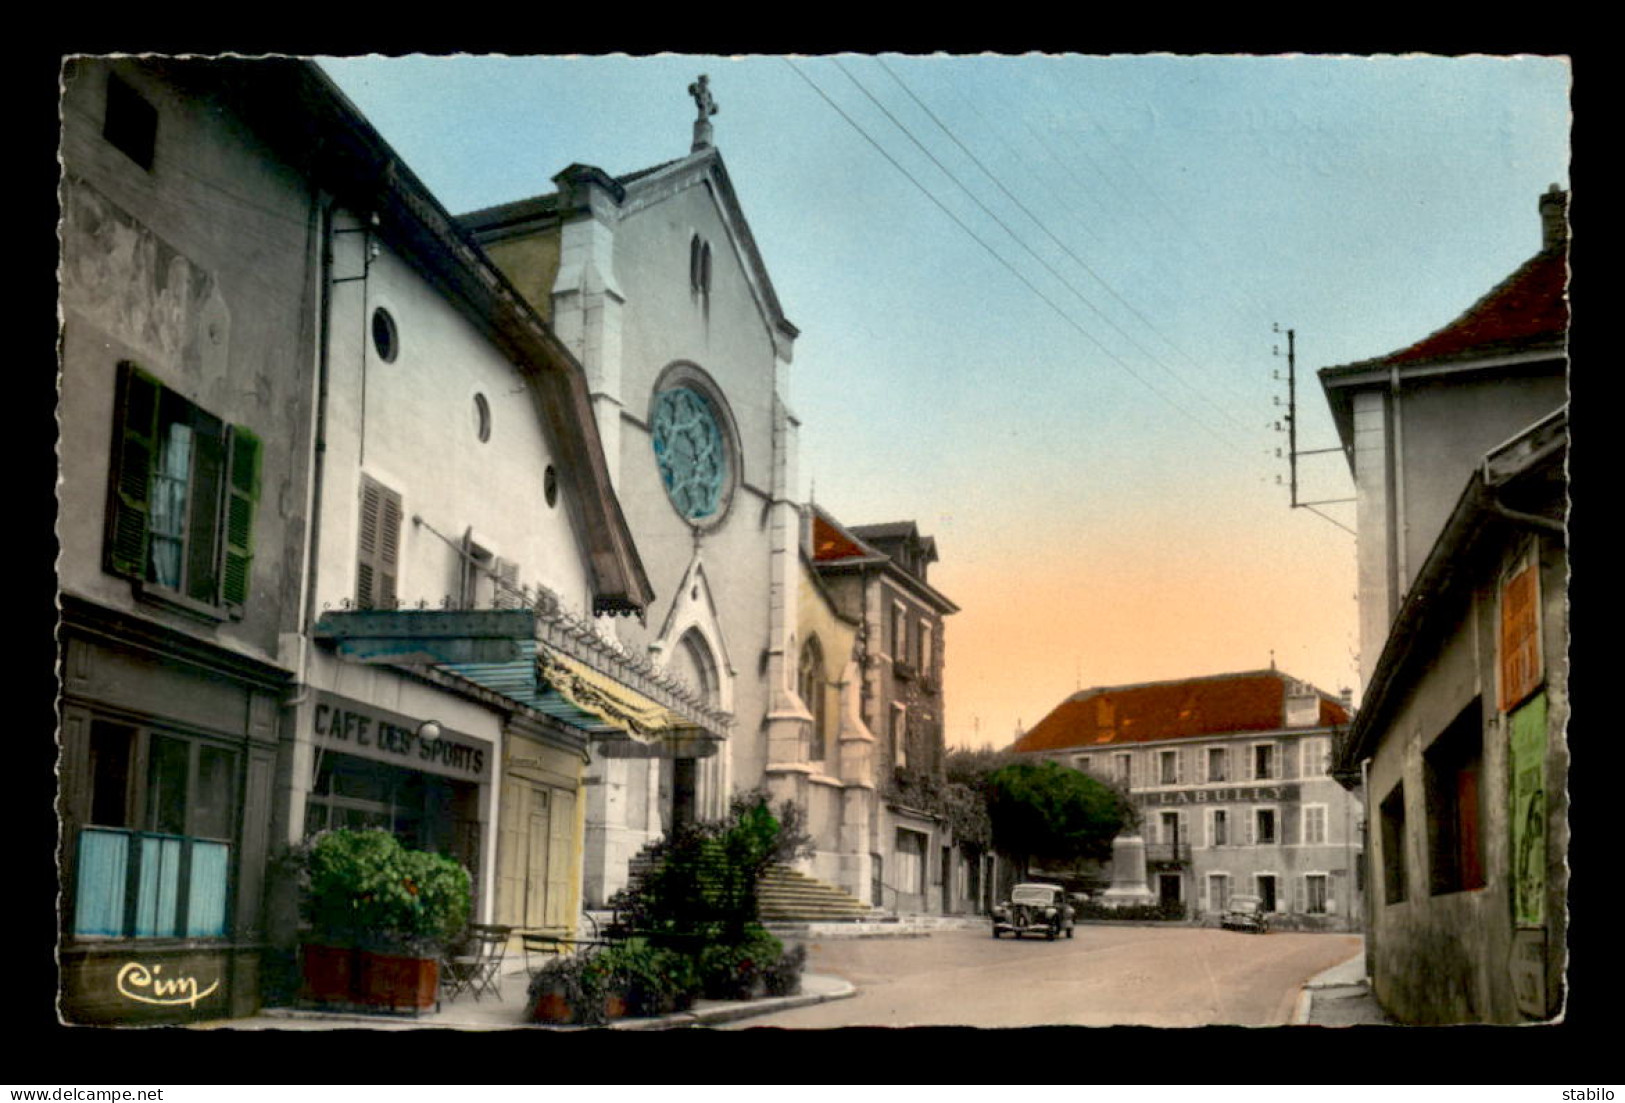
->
[442, 639, 721, 759]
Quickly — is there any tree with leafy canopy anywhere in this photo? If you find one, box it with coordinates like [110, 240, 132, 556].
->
[983, 759, 1137, 879]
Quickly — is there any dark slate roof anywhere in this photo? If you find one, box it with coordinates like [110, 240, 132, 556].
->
[1013, 670, 1351, 753]
[458, 158, 683, 231]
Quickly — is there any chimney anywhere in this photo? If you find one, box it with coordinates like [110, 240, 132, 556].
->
[1540, 184, 1568, 252]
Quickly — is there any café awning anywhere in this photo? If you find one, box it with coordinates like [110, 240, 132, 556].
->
[315, 609, 726, 758]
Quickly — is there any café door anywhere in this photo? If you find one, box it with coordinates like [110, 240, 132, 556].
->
[498, 779, 576, 930]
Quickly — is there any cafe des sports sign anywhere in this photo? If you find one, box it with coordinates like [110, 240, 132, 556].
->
[312, 690, 493, 784]
[1139, 783, 1300, 807]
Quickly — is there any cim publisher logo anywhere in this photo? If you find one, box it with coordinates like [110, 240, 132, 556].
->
[115, 961, 219, 1008]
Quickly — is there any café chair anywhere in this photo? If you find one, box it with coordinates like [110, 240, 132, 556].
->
[441, 922, 513, 1003]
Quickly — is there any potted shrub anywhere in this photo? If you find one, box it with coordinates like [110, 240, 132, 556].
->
[591, 938, 698, 1018]
[527, 953, 625, 1026]
[297, 829, 471, 1013]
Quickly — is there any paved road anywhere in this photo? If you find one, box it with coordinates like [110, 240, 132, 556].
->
[720, 925, 1362, 1028]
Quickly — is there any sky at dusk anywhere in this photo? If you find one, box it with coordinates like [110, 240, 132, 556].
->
[318, 53, 1571, 750]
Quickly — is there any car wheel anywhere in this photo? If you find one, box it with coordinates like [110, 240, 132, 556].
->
[1013, 930, 1022, 940]
[1047, 928, 1057, 941]
[992, 928, 1001, 939]
[1066, 926, 1074, 939]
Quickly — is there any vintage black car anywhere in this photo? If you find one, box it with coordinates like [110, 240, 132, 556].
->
[991, 882, 1076, 940]
[1220, 893, 1269, 933]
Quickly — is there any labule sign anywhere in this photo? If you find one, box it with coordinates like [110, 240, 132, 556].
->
[312, 691, 491, 782]
[1141, 784, 1299, 806]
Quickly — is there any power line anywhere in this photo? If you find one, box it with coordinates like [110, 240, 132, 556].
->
[788, 57, 1241, 455]
[976, 70, 1267, 419]
[872, 57, 1258, 437]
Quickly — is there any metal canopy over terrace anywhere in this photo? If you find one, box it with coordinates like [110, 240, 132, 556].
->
[314, 608, 728, 758]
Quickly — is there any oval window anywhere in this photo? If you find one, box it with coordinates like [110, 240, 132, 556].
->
[371, 307, 398, 363]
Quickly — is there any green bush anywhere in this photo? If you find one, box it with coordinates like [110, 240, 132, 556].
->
[764, 941, 808, 998]
[297, 829, 471, 954]
[698, 924, 783, 999]
[613, 789, 810, 947]
[1074, 899, 1186, 922]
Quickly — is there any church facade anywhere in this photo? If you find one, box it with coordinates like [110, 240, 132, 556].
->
[459, 77, 809, 906]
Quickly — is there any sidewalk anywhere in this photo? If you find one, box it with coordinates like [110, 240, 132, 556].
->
[191, 963, 855, 1031]
[1292, 940, 1398, 1026]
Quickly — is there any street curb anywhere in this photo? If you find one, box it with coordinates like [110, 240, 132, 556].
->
[242, 976, 860, 1031]
[610, 978, 858, 1030]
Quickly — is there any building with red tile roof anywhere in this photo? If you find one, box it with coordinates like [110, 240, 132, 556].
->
[1015, 668, 1362, 931]
[806, 505, 971, 915]
[1320, 186, 1569, 693]
[1318, 186, 1570, 1024]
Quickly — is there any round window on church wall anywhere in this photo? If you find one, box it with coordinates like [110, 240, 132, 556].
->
[650, 377, 735, 526]
[371, 307, 399, 363]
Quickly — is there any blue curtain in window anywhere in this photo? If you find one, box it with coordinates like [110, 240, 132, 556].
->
[134, 836, 183, 937]
[186, 841, 230, 937]
[73, 829, 129, 937]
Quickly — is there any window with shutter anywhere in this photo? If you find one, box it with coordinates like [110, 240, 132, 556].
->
[357, 476, 402, 609]
[1303, 804, 1328, 845]
[1255, 807, 1277, 845]
[1305, 874, 1329, 914]
[104, 361, 258, 616]
[493, 558, 522, 609]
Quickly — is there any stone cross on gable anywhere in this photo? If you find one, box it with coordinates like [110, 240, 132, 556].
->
[688, 74, 718, 152]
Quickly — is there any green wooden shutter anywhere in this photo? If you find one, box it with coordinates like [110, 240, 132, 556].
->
[221, 425, 261, 612]
[105, 361, 163, 580]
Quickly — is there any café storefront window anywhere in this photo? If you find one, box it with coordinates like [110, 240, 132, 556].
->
[305, 692, 491, 901]
[305, 754, 479, 870]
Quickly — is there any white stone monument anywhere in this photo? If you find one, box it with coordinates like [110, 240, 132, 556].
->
[1098, 833, 1156, 907]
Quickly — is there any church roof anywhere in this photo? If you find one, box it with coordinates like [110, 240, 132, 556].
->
[1012, 670, 1351, 753]
[457, 147, 798, 354]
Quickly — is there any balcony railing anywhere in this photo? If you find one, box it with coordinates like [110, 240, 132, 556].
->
[1144, 842, 1191, 866]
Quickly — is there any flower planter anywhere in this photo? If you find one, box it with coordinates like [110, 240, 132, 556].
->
[529, 983, 627, 1025]
[531, 988, 575, 1024]
[299, 943, 357, 1005]
[357, 950, 439, 1013]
